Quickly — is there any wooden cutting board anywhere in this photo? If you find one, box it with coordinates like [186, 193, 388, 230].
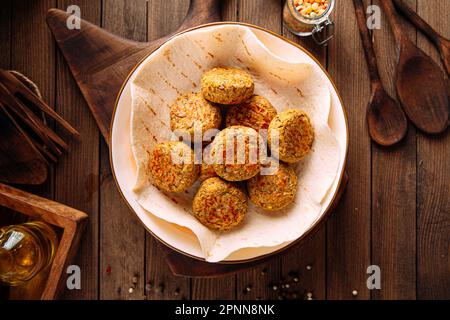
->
[46, 0, 348, 277]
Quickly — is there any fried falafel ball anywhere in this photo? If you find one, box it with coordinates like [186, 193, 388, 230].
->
[247, 160, 297, 211]
[210, 126, 263, 181]
[225, 95, 277, 131]
[170, 92, 222, 142]
[268, 109, 314, 163]
[201, 67, 254, 105]
[192, 177, 247, 231]
[148, 142, 199, 192]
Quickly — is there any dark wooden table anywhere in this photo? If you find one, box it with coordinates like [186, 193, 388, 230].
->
[1, 0, 448, 300]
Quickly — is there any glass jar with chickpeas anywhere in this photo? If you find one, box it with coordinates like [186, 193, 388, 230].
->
[283, 0, 335, 45]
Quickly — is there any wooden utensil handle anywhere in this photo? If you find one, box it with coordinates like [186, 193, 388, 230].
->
[353, 0, 382, 89]
[393, 0, 442, 46]
[179, 0, 222, 32]
[379, 0, 405, 43]
[47, 0, 222, 144]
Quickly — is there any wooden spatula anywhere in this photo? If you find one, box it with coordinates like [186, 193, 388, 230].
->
[380, 0, 449, 135]
[393, 0, 450, 76]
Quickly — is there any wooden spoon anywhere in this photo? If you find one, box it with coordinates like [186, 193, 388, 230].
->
[353, 0, 407, 146]
[393, 0, 450, 76]
[380, 0, 449, 134]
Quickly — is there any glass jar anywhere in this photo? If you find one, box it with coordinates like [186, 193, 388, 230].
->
[0, 221, 58, 286]
[283, 0, 335, 45]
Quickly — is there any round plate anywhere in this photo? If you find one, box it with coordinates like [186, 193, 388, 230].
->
[110, 22, 348, 263]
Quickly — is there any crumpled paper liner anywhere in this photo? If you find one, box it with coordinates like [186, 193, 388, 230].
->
[130, 25, 340, 262]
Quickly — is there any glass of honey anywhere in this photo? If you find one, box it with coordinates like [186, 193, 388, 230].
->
[283, 0, 335, 45]
[0, 221, 58, 286]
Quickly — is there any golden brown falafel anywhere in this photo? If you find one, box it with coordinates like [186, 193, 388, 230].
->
[210, 126, 263, 181]
[170, 92, 222, 141]
[268, 109, 314, 163]
[225, 95, 277, 131]
[247, 160, 297, 211]
[192, 177, 247, 231]
[201, 67, 254, 105]
[148, 142, 199, 192]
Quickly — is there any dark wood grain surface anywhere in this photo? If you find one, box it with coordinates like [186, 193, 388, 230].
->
[0, 0, 448, 300]
[371, 0, 417, 299]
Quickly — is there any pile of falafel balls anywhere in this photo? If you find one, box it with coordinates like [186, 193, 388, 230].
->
[148, 66, 314, 232]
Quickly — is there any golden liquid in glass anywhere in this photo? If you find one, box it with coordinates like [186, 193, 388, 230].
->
[0, 221, 58, 286]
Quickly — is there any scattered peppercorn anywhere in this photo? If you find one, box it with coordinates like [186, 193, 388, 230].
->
[156, 284, 165, 294]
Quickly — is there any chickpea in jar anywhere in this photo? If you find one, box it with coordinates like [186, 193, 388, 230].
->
[283, 0, 334, 37]
[294, 0, 330, 18]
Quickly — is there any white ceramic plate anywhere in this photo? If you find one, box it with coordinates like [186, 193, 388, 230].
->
[110, 23, 348, 263]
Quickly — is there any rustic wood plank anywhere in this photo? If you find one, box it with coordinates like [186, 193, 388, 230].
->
[281, 15, 328, 301]
[326, 0, 371, 299]
[8, 0, 57, 299]
[11, 0, 56, 199]
[190, 276, 235, 300]
[416, 0, 450, 300]
[147, 0, 190, 41]
[0, 0, 12, 299]
[145, 0, 192, 300]
[0, 0, 11, 69]
[221, 0, 238, 22]
[239, 0, 283, 32]
[371, 0, 417, 300]
[234, 0, 283, 301]
[99, 0, 147, 300]
[55, 0, 101, 300]
[11, 0, 55, 108]
[146, 239, 190, 300]
[235, 263, 280, 300]
[280, 233, 326, 300]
